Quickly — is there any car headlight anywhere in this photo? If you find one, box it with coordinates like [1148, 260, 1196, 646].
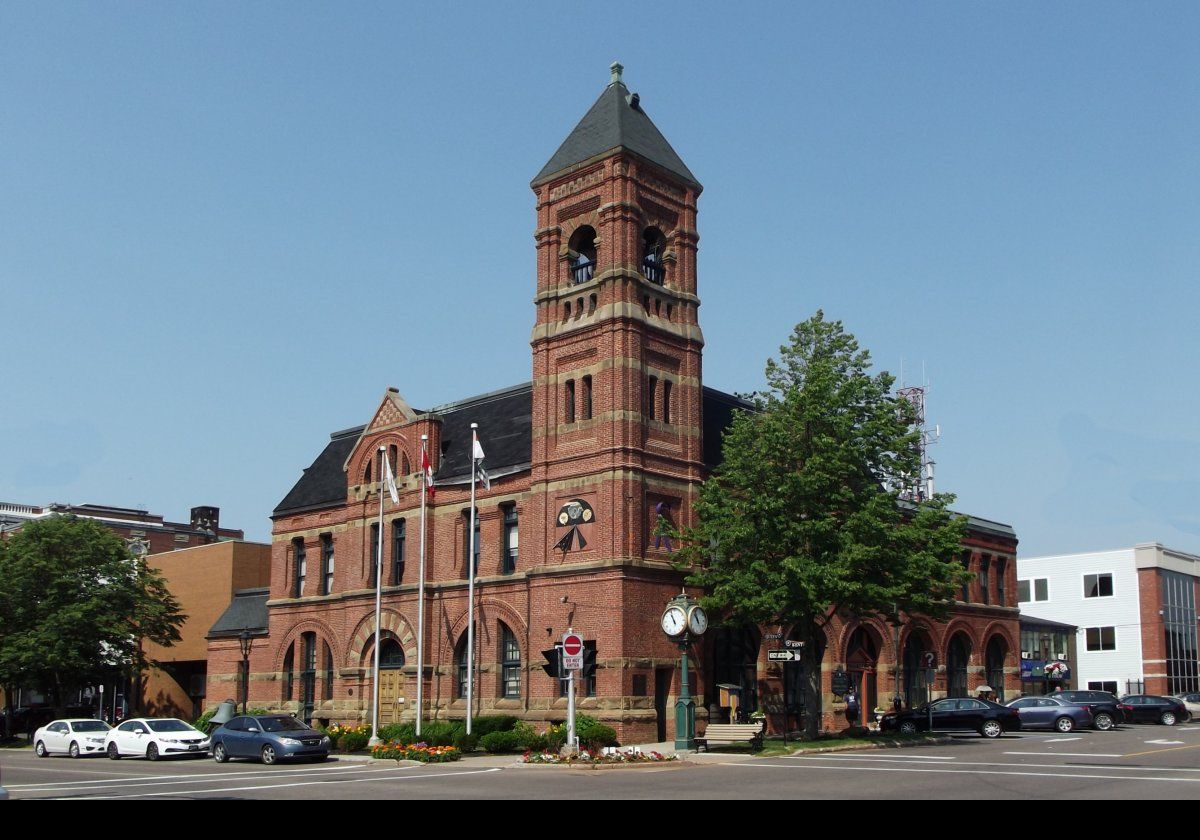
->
[87, 737, 105, 744]
[279, 738, 302, 747]
[161, 738, 181, 743]
[321, 735, 331, 744]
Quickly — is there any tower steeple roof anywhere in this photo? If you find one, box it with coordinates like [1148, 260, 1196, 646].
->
[532, 63, 701, 191]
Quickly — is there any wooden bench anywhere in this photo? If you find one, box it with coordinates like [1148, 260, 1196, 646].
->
[696, 722, 764, 752]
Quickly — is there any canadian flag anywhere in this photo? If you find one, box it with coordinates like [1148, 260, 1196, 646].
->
[421, 444, 436, 499]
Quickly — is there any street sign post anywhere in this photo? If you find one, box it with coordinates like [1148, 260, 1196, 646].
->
[768, 649, 802, 662]
[562, 632, 584, 671]
[563, 631, 583, 752]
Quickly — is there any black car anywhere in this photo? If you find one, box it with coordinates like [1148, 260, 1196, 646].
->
[1046, 690, 1124, 731]
[879, 698, 1022, 739]
[210, 714, 330, 764]
[1118, 695, 1190, 726]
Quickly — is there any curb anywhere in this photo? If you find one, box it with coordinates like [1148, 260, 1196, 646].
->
[512, 759, 690, 771]
[786, 736, 954, 755]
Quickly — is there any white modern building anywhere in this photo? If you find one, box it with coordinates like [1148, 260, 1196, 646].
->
[1018, 543, 1200, 697]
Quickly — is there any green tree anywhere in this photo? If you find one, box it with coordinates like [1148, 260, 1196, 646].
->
[673, 312, 969, 738]
[0, 516, 186, 715]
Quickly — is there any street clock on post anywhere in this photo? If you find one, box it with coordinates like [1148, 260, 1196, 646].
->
[663, 592, 707, 751]
[661, 605, 687, 637]
[687, 605, 708, 636]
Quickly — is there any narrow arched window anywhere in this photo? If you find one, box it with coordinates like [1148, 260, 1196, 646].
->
[456, 635, 469, 699]
[501, 625, 521, 699]
[282, 643, 295, 701]
[646, 375, 658, 421]
[569, 226, 597, 284]
[642, 228, 665, 284]
[582, 375, 593, 421]
[662, 380, 672, 425]
[565, 379, 576, 424]
[323, 641, 335, 700]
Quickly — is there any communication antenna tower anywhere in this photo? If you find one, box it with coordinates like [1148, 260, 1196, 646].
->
[896, 367, 940, 502]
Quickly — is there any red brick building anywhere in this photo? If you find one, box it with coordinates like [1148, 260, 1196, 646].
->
[208, 65, 1019, 740]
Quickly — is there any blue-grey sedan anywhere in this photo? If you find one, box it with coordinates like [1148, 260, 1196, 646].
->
[210, 715, 331, 764]
[1005, 696, 1095, 732]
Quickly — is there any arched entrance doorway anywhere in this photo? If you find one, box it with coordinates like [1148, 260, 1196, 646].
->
[902, 629, 934, 708]
[783, 624, 825, 731]
[845, 627, 881, 722]
[373, 638, 406, 726]
[712, 625, 761, 723]
[947, 633, 972, 699]
[985, 636, 1008, 701]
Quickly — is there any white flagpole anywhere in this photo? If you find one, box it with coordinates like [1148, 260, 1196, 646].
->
[466, 423, 478, 736]
[415, 435, 428, 738]
[369, 446, 385, 747]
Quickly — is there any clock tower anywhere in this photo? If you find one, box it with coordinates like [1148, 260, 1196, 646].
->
[527, 63, 704, 584]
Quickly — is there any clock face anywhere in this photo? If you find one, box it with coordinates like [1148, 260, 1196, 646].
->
[661, 606, 686, 636]
[687, 606, 708, 635]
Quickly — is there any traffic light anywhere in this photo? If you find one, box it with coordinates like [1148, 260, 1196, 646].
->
[541, 646, 562, 680]
[582, 641, 597, 679]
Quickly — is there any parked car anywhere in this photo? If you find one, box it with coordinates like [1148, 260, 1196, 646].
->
[878, 698, 1021, 739]
[33, 719, 111, 758]
[1046, 690, 1124, 731]
[1171, 693, 1200, 718]
[105, 718, 210, 760]
[1118, 695, 1190, 726]
[0, 763, 7, 800]
[210, 714, 331, 764]
[1004, 696, 1094, 732]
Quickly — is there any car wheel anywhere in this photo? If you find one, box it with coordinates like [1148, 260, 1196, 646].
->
[1160, 712, 1178, 726]
[69, 741, 81, 759]
[898, 720, 919, 735]
[1093, 712, 1115, 731]
[34, 740, 48, 758]
[107, 742, 121, 760]
[261, 745, 277, 766]
[213, 742, 229, 763]
[1054, 717, 1075, 734]
[147, 743, 160, 761]
[980, 720, 1004, 739]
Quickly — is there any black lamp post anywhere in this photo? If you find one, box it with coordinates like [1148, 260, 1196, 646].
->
[238, 629, 253, 715]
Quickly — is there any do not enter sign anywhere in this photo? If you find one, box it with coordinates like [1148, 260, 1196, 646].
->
[562, 632, 584, 670]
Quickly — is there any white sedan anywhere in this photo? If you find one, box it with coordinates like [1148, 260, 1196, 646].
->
[33, 719, 112, 758]
[104, 718, 210, 760]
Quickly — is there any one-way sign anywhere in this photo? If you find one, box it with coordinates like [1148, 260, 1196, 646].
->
[768, 650, 802, 662]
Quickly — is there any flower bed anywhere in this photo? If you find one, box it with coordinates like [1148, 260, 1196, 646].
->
[523, 747, 676, 765]
[370, 741, 462, 763]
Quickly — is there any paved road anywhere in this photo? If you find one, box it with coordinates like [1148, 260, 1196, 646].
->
[4, 724, 1200, 799]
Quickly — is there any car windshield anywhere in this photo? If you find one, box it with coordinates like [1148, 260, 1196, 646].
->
[73, 721, 110, 732]
[147, 719, 193, 733]
[259, 716, 310, 733]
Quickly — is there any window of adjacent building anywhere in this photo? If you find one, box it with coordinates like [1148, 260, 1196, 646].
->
[1088, 681, 1119, 694]
[662, 380, 672, 425]
[463, 510, 480, 577]
[569, 226, 597, 285]
[1161, 569, 1200, 694]
[581, 375, 592, 421]
[1018, 578, 1048, 603]
[647, 375, 658, 421]
[300, 632, 317, 723]
[456, 635, 469, 699]
[1084, 573, 1114, 599]
[1085, 627, 1117, 652]
[642, 227, 665, 284]
[501, 505, 518, 575]
[501, 625, 521, 699]
[293, 539, 306, 598]
[320, 533, 334, 595]
[979, 555, 991, 605]
[323, 641, 335, 701]
[995, 557, 1007, 607]
[369, 523, 380, 587]
[632, 674, 648, 696]
[392, 519, 406, 585]
[565, 379, 575, 424]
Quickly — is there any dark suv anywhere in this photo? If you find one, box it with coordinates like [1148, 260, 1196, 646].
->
[1118, 695, 1190, 726]
[1047, 690, 1124, 730]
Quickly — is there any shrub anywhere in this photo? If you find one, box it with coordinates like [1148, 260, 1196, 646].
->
[378, 723, 415, 744]
[419, 721, 462, 747]
[479, 730, 523, 753]
[514, 721, 547, 751]
[472, 715, 519, 736]
[453, 730, 480, 753]
[579, 722, 618, 749]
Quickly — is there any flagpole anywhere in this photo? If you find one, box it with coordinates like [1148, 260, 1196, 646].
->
[368, 446, 385, 747]
[466, 424, 478, 736]
[415, 435, 428, 738]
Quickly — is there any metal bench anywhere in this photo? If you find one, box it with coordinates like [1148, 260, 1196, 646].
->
[696, 722, 764, 752]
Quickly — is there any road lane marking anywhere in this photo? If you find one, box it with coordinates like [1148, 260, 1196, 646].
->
[1004, 752, 1123, 758]
[727, 762, 1200, 785]
[1144, 739, 1184, 745]
[789, 755, 1200, 772]
[80, 766, 503, 799]
[1043, 737, 1082, 743]
[5, 763, 369, 792]
[1123, 743, 1200, 759]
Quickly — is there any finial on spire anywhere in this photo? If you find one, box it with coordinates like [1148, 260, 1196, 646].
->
[610, 61, 624, 85]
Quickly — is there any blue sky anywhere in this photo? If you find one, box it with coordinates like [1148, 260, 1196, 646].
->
[2, 3, 1197, 555]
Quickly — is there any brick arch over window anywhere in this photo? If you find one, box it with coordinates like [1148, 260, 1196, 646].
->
[359, 629, 407, 670]
[445, 597, 528, 648]
[352, 434, 413, 486]
[980, 621, 1018, 658]
[273, 617, 342, 674]
[835, 618, 895, 664]
[939, 619, 981, 660]
[346, 609, 417, 670]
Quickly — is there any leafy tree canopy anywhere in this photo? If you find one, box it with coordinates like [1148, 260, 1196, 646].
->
[672, 312, 969, 731]
[0, 516, 186, 710]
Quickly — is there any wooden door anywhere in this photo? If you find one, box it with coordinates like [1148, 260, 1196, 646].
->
[378, 669, 406, 726]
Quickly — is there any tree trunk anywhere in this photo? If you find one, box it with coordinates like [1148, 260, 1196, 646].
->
[801, 624, 822, 740]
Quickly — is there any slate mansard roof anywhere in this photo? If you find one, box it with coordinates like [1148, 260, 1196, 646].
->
[532, 69, 701, 191]
[272, 384, 749, 519]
